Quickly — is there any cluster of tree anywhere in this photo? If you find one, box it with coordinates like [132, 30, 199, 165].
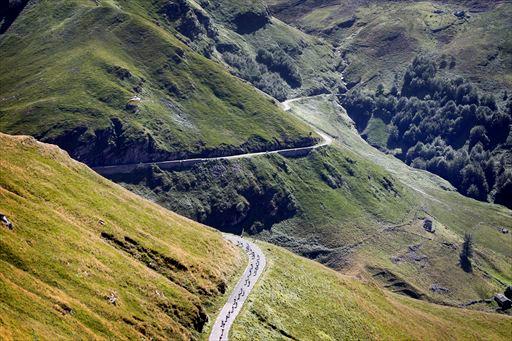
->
[256, 48, 302, 88]
[222, 50, 291, 100]
[342, 56, 512, 208]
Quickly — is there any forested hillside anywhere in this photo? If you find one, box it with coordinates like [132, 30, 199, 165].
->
[343, 57, 512, 208]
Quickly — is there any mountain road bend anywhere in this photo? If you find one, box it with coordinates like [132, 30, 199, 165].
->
[209, 234, 267, 341]
[92, 98, 334, 175]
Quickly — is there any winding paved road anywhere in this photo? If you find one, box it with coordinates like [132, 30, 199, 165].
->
[92, 100, 333, 175]
[209, 234, 266, 341]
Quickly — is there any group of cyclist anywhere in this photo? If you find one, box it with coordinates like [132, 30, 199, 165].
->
[218, 240, 261, 340]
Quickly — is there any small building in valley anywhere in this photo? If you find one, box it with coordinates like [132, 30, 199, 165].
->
[494, 293, 512, 310]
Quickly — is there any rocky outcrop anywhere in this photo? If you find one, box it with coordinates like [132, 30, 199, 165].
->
[45, 119, 172, 167]
[156, 0, 219, 57]
[0, 213, 13, 230]
[45, 115, 317, 168]
[159, 0, 218, 56]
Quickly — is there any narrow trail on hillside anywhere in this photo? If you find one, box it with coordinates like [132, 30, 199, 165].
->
[209, 234, 266, 341]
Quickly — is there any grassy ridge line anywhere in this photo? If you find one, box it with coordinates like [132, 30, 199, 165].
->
[232, 241, 512, 340]
[0, 0, 317, 166]
[0, 133, 242, 340]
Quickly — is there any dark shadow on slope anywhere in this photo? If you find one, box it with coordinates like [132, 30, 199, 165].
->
[232, 12, 270, 34]
[367, 266, 425, 300]
[106, 161, 299, 236]
[0, 0, 29, 34]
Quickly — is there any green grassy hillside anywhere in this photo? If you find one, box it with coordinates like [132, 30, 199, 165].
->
[232, 242, 512, 340]
[144, 0, 343, 101]
[0, 0, 317, 167]
[268, 0, 512, 94]
[115, 95, 512, 307]
[283, 95, 512, 303]
[2, 133, 510, 340]
[0, 133, 243, 340]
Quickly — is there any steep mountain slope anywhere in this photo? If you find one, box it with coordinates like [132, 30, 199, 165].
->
[1, 0, 511, 322]
[0, 0, 318, 167]
[268, 0, 511, 94]
[197, 0, 344, 100]
[281, 95, 512, 305]
[232, 242, 512, 340]
[0, 133, 242, 340]
[267, 0, 512, 207]
[113, 95, 512, 307]
[1, 133, 510, 340]
[141, 0, 343, 101]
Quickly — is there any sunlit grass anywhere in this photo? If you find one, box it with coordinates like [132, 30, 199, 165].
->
[0, 133, 243, 340]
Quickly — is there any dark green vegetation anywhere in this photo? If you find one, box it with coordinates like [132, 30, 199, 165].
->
[267, 0, 512, 95]
[113, 146, 412, 238]
[0, 133, 243, 340]
[285, 95, 511, 307]
[0, 0, 319, 167]
[343, 57, 512, 208]
[233, 242, 512, 340]
[460, 233, 474, 273]
[265, 0, 512, 208]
